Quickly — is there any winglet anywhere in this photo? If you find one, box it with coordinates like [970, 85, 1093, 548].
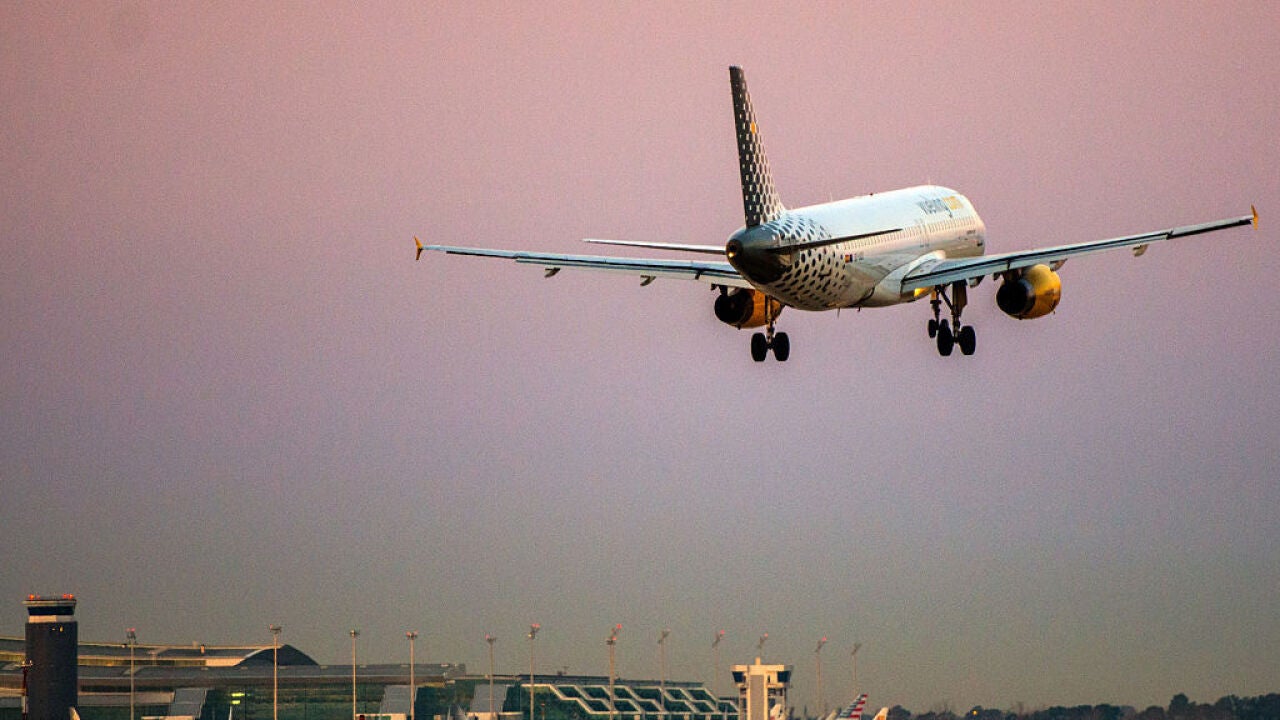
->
[1252, 205, 1258, 229]
[415, 236, 424, 262]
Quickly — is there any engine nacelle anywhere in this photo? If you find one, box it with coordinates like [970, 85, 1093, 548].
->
[996, 263, 1062, 319]
[714, 288, 784, 328]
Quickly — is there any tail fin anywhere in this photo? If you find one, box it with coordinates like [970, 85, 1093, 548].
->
[730, 66, 785, 227]
[838, 694, 868, 720]
[872, 709, 889, 720]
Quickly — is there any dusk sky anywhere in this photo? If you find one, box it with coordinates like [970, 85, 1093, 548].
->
[3, 2, 1278, 715]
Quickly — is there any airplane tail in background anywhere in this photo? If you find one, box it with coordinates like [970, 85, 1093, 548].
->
[872, 708, 889, 720]
[836, 694, 868, 720]
[729, 66, 785, 228]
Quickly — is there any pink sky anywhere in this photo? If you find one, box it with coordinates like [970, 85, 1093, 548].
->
[2, 2, 1278, 713]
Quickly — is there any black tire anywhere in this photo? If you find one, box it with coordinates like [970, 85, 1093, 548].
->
[773, 332, 790, 362]
[751, 333, 768, 362]
[928, 318, 938, 338]
[937, 321, 954, 357]
[958, 325, 976, 356]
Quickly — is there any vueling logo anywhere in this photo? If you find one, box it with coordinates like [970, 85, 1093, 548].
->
[916, 195, 963, 215]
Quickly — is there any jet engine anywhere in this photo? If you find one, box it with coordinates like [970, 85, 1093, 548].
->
[714, 288, 784, 328]
[996, 263, 1062, 319]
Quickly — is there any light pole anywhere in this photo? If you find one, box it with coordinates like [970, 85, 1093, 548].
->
[711, 631, 724, 711]
[527, 624, 540, 720]
[756, 633, 768, 660]
[350, 630, 359, 720]
[658, 629, 670, 718]
[126, 629, 137, 720]
[850, 643, 862, 695]
[269, 625, 282, 720]
[407, 632, 419, 720]
[814, 637, 827, 717]
[606, 625, 621, 720]
[486, 635, 497, 720]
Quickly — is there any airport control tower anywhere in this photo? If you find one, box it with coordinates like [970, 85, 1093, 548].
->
[732, 658, 791, 720]
[24, 594, 78, 720]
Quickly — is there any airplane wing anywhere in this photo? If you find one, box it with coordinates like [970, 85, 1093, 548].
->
[416, 239, 753, 288]
[900, 208, 1257, 291]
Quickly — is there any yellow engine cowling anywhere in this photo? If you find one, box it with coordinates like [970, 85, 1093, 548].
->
[714, 288, 784, 328]
[995, 263, 1062, 319]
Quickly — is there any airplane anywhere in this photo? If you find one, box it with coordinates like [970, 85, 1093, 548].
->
[415, 66, 1257, 361]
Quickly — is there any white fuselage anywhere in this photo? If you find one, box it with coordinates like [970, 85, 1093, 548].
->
[728, 185, 986, 310]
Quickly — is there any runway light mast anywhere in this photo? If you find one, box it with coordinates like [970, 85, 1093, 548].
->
[658, 629, 671, 717]
[407, 632, 418, 720]
[269, 625, 282, 720]
[528, 624, 540, 720]
[712, 631, 725, 709]
[350, 630, 359, 720]
[607, 625, 622, 720]
[486, 634, 497, 720]
[850, 643, 862, 696]
[815, 637, 827, 716]
[126, 629, 137, 720]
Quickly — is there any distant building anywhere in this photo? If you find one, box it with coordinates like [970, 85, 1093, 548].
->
[1, 637, 736, 720]
[0, 632, 463, 720]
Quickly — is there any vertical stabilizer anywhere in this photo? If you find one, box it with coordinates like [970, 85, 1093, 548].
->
[838, 694, 868, 720]
[730, 66, 785, 227]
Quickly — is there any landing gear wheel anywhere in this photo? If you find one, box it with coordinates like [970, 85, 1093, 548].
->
[937, 320, 954, 357]
[772, 332, 790, 362]
[751, 332, 768, 362]
[928, 318, 938, 338]
[958, 325, 976, 356]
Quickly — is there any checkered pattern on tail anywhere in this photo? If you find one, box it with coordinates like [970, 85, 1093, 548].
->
[730, 66, 785, 228]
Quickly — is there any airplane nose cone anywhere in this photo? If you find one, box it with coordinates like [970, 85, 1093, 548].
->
[726, 226, 787, 284]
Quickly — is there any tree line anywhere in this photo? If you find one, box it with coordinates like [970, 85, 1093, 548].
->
[880, 693, 1280, 720]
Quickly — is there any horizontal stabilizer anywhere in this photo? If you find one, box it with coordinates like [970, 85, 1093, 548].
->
[765, 228, 901, 254]
[583, 238, 726, 255]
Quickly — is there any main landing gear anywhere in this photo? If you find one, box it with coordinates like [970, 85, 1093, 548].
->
[927, 281, 976, 357]
[751, 306, 789, 362]
[751, 327, 789, 362]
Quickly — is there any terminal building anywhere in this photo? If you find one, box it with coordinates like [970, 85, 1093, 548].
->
[1, 600, 742, 720]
